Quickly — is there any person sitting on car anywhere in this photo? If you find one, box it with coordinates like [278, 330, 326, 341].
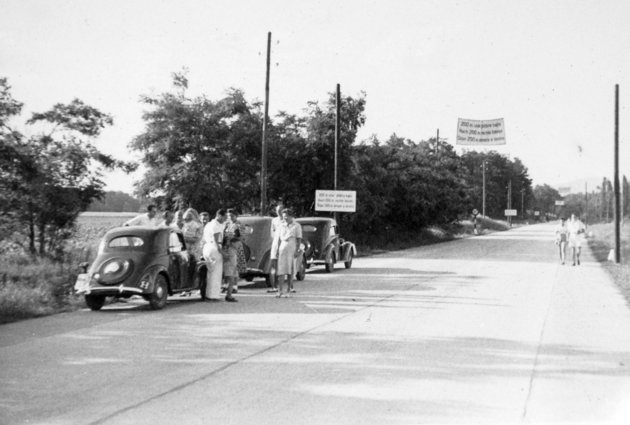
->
[124, 205, 160, 227]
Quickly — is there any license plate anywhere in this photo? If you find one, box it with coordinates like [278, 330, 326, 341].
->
[74, 274, 90, 293]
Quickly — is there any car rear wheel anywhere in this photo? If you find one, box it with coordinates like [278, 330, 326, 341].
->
[344, 250, 353, 269]
[85, 294, 106, 311]
[149, 274, 168, 310]
[325, 253, 336, 273]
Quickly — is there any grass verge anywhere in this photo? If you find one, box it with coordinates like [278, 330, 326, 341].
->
[0, 254, 86, 324]
[587, 222, 630, 306]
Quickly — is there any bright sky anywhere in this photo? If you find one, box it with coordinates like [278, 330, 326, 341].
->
[2, 0, 629, 194]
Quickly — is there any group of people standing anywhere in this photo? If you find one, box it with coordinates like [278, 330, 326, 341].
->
[124, 203, 304, 302]
[555, 213, 586, 266]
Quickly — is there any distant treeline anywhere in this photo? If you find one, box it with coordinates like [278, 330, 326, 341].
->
[87, 191, 142, 213]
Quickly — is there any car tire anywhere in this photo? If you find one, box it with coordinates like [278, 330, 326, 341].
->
[245, 276, 254, 282]
[344, 250, 353, 269]
[325, 253, 336, 273]
[296, 255, 306, 281]
[149, 274, 168, 310]
[85, 294, 106, 311]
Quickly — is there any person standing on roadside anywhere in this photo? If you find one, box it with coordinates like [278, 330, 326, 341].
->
[224, 208, 246, 294]
[222, 236, 239, 302]
[270, 208, 302, 298]
[182, 208, 203, 259]
[267, 203, 284, 293]
[202, 208, 227, 301]
[200, 212, 210, 228]
[555, 217, 569, 265]
[567, 213, 586, 266]
[124, 205, 160, 227]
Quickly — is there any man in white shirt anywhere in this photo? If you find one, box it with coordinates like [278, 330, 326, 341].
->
[268, 203, 284, 293]
[201, 209, 227, 300]
[124, 205, 160, 227]
[567, 213, 586, 266]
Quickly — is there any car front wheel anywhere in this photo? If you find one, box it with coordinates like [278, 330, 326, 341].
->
[85, 294, 106, 311]
[149, 274, 168, 310]
[344, 250, 353, 269]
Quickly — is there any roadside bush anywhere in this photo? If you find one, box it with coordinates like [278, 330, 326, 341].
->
[0, 254, 84, 324]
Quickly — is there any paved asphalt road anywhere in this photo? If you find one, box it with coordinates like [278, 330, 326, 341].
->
[2, 222, 630, 425]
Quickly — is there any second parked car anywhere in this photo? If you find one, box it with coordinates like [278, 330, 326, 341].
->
[296, 217, 356, 272]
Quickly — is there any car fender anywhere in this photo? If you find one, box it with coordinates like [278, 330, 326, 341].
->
[141, 264, 171, 294]
[340, 242, 357, 262]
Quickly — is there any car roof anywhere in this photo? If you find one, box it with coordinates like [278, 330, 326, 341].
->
[239, 215, 274, 223]
[105, 226, 173, 239]
[296, 217, 336, 225]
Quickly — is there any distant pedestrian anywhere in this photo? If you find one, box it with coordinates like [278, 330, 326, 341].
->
[201, 208, 227, 301]
[555, 217, 568, 265]
[567, 213, 585, 266]
[124, 205, 160, 227]
[271, 208, 302, 298]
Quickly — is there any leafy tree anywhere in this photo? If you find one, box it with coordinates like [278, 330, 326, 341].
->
[0, 77, 132, 256]
[130, 72, 263, 213]
[267, 91, 367, 214]
[532, 184, 561, 217]
[461, 151, 533, 218]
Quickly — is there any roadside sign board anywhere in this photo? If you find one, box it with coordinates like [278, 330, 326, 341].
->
[555, 200, 565, 206]
[504, 209, 517, 216]
[315, 190, 356, 212]
[534, 211, 540, 216]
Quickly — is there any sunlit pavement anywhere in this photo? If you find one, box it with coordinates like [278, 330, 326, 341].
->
[1, 222, 630, 424]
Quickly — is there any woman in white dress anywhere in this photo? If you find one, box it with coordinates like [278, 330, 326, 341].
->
[202, 209, 227, 301]
[271, 208, 302, 298]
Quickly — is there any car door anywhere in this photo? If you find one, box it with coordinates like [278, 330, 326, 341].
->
[329, 223, 340, 261]
[168, 231, 191, 290]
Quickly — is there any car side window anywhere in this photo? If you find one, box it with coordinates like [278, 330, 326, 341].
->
[329, 226, 338, 238]
[169, 232, 184, 253]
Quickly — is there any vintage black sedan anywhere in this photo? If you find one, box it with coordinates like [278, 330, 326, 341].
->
[239, 216, 306, 285]
[296, 217, 356, 272]
[74, 226, 208, 310]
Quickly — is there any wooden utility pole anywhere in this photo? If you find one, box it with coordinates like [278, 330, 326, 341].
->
[482, 160, 486, 217]
[334, 84, 341, 222]
[260, 32, 271, 215]
[614, 84, 621, 263]
[334, 84, 340, 191]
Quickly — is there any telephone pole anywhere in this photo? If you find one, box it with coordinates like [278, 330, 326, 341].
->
[260, 32, 271, 215]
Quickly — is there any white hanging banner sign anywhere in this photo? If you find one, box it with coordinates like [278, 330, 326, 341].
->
[456, 118, 506, 145]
